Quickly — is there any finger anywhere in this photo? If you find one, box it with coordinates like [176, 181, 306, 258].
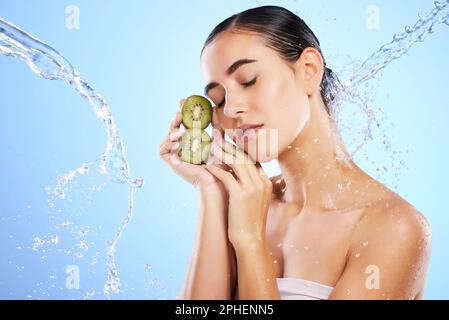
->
[159, 139, 170, 156]
[179, 98, 185, 110]
[212, 127, 248, 164]
[205, 163, 239, 192]
[208, 141, 237, 171]
[214, 130, 260, 185]
[169, 112, 182, 132]
[169, 130, 183, 142]
[209, 140, 252, 186]
[204, 151, 237, 179]
[255, 162, 272, 187]
[159, 138, 176, 156]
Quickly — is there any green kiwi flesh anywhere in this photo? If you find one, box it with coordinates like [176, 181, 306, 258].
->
[181, 95, 212, 129]
[178, 128, 212, 165]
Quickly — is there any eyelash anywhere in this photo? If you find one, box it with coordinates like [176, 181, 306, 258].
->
[217, 77, 258, 108]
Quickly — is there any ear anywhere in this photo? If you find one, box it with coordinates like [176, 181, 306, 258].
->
[293, 47, 325, 96]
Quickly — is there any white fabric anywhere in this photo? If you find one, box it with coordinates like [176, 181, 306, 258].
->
[276, 277, 333, 300]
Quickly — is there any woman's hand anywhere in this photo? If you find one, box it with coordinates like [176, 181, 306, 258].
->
[158, 99, 233, 192]
[205, 128, 273, 248]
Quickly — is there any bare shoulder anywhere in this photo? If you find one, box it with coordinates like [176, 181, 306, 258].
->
[351, 195, 432, 248]
[329, 194, 432, 299]
[345, 195, 431, 298]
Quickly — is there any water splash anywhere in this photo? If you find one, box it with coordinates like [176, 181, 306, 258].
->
[323, 1, 449, 181]
[0, 18, 143, 298]
[345, 0, 449, 89]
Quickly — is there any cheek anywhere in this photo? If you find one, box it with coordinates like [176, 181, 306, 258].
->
[259, 75, 309, 136]
[280, 93, 310, 148]
[250, 78, 310, 162]
[217, 109, 233, 128]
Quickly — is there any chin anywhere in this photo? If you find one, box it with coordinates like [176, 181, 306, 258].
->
[240, 136, 280, 164]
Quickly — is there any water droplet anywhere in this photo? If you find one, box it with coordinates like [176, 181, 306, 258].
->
[277, 243, 282, 247]
[77, 164, 89, 175]
[32, 237, 45, 251]
[50, 234, 59, 245]
[132, 176, 144, 188]
[83, 290, 95, 299]
[313, 138, 319, 143]
[434, 1, 444, 9]
[303, 246, 309, 251]
[355, 253, 361, 258]
[273, 260, 278, 264]
[362, 241, 369, 246]
[60, 220, 72, 227]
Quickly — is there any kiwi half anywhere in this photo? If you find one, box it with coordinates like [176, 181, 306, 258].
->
[181, 95, 212, 129]
[178, 128, 212, 165]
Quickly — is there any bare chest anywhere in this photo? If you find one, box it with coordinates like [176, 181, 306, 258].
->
[265, 200, 366, 287]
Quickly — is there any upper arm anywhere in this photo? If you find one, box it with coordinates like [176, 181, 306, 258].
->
[328, 204, 432, 300]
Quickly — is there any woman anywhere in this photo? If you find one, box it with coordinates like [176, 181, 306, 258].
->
[159, 5, 431, 300]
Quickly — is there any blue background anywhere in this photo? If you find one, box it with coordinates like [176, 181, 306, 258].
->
[0, 0, 448, 299]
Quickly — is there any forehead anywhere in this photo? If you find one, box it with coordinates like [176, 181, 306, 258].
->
[200, 30, 270, 80]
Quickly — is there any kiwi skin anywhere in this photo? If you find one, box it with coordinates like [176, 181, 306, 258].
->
[178, 128, 212, 165]
[181, 95, 212, 130]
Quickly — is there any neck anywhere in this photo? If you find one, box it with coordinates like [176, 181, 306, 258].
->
[277, 94, 361, 211]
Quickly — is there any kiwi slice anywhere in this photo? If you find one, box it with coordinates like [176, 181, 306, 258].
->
[178, 128, 212, 165]
[181, 95, 212, 130]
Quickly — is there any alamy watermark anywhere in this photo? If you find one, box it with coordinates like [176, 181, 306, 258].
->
[65, 5, 80, 30]
[365, 264, 380, 289]
[366, 5, 380, 30]
[65, 264, 80, 290]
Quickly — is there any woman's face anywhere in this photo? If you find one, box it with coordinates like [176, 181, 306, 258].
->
[201, 29, 311, 163]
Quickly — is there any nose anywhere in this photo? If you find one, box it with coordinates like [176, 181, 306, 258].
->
[223, 98, 246, 119]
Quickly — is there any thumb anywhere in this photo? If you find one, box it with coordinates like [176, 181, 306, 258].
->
[179, 98, 185, 110]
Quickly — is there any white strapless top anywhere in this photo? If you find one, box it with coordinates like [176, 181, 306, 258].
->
[276, 277, 334, 300]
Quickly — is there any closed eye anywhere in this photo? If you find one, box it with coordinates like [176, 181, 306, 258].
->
[217, 77, 258, 108]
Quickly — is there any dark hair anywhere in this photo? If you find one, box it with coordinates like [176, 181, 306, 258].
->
[201, 5, 339, 115]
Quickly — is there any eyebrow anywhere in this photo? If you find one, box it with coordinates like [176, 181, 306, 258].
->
[204, 58, 257, 97]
